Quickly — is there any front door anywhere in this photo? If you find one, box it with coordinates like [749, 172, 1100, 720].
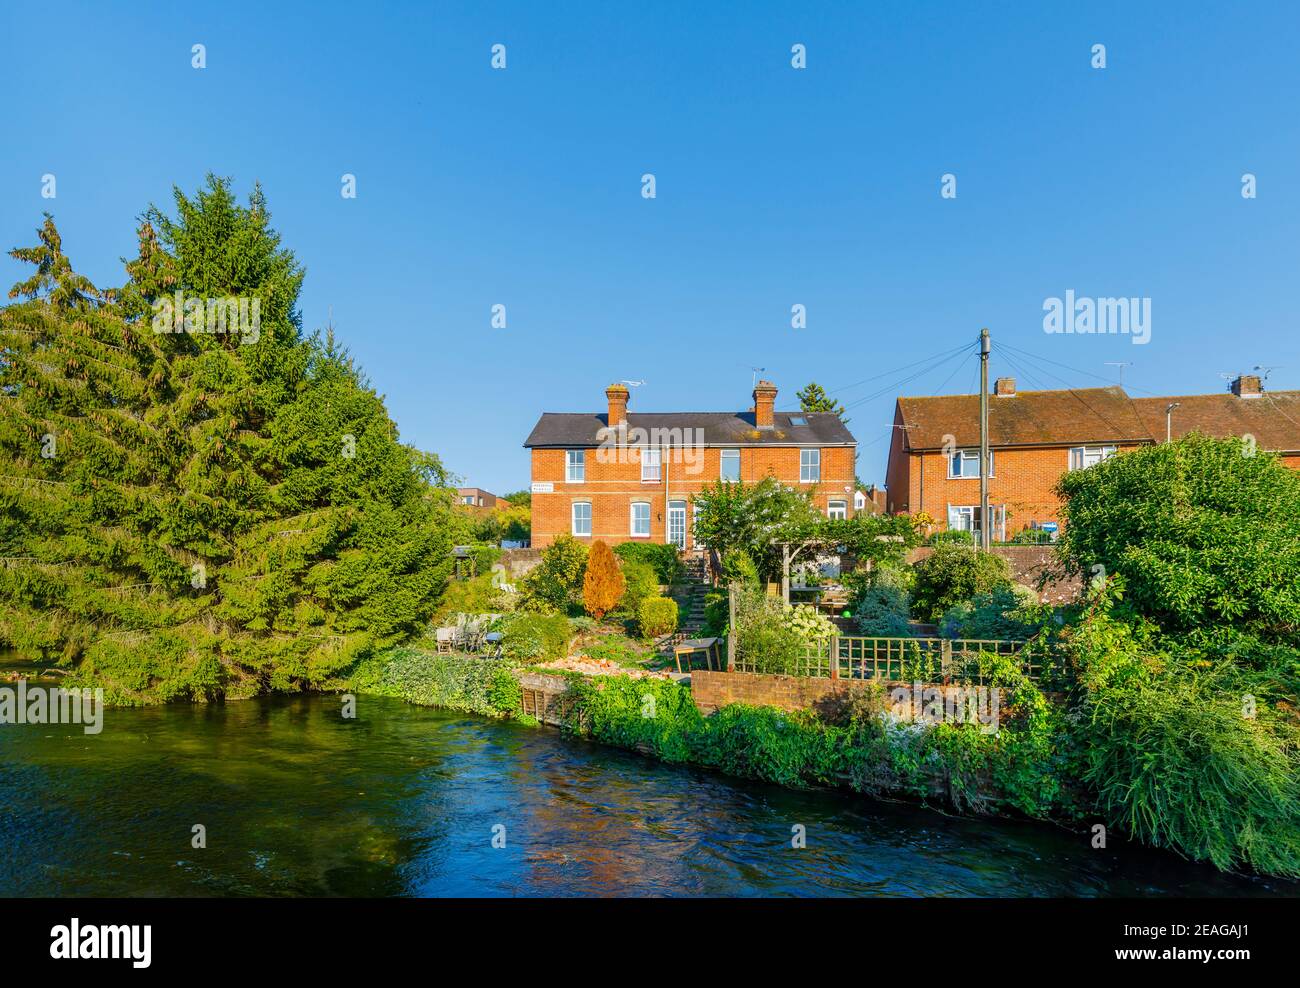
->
[667, 500, 687, 550]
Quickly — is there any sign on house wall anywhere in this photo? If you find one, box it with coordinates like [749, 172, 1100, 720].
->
[531, 482, 554, 493]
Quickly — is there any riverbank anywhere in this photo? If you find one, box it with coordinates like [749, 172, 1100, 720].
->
[1, 692, 1290, 897]
[347, 648, 1081, 837]
[344, 643, 1300, 884]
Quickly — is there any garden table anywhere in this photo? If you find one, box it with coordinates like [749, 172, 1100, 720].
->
[673, 637, 720, 673]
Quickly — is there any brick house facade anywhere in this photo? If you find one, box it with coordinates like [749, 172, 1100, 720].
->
[885, 374, 1300, 538]
[524, 382, 857, 549]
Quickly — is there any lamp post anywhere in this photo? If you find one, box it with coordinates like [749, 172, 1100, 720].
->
[1165, 402, 1180, 443]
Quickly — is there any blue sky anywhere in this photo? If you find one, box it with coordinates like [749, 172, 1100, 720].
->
[2, 1, 1297, 494]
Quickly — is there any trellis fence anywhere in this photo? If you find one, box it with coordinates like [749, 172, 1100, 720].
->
[733, 635, 1058, 686]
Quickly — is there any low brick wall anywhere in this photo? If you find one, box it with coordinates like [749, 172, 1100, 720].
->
[691, 669, 887, 716]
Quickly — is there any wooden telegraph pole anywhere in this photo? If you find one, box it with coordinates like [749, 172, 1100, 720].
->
[979, 328, 991, 552]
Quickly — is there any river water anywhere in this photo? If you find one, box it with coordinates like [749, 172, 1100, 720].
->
[0, 692, 1292, 897]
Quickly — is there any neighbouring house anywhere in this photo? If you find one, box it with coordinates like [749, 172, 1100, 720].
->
[456, 487, 499, 510]
[524, 381, 858, 549]
[885, 374, 1300, 540]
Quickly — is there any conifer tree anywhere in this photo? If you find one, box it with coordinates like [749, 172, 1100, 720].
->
[0, 177, 456, 702]
[582, 540, 625, 620]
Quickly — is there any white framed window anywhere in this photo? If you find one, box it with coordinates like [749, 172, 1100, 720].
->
[827, 499, 847, 520]
[1069, 445, 1117, 470]
[566, 449, 585, 483]
[800, 448, 821, 483]
[630, 502, 651, 537]
[948, 448, 993, 479]
[571, 501, 591, 537]
[948, 505, 976, 531]
[720, 448, 740, 481]
[641, 446, 661, 482]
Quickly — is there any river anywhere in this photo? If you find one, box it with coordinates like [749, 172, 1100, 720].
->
[0, 692, 1293, 897]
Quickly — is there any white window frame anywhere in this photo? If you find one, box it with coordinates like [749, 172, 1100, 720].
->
[948, 505, 976, 531]
[799, 448, 821, 483]
[1069, 445, 1117, 470]
[630, 501, 651, 538]
[719, 448, 741, 481]
[566, 449, 585, 483]
[641, 446, 661, 483]
[948, 448, 993, 479]
[827, 499, 847, 520]
[571, 501, 591, 537]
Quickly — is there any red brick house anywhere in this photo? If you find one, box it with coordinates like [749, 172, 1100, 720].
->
[524, 381, 857, 549]
[885, 374, 1300, 539]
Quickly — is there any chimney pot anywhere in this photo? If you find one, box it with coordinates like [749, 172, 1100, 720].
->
[994, 377, 1016, 396]
[1230, 374, 1262, 398]
[605, 383, 630, 426]
[752, 380, 778, 428]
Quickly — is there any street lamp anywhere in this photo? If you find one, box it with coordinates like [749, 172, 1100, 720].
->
[1165, 402, 1181, 443]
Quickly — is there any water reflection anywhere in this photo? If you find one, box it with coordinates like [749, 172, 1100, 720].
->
[0, 694, 1291, 897]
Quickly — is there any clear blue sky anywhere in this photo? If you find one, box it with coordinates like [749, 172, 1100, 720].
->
[3, 1, 1297, 494]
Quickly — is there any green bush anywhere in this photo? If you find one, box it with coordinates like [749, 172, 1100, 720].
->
[518, 535, 588, 613]
[720, 549, 760, 587]
[1070, 600, 1300, 878]
[1056, 434, 1300, 642]
[930, 529, 974, 546]
[939, 583, 1038, 639]
[433, 573, 508, 621]
[348, 648, 503, 715]
[638, 596, 679, 638]
[854, 584, 913, 637]
[616, 559, 660, 622]
[613, 543, 685, 585]
[500, 612, 571, 662]
[911, 543, 1013, 623]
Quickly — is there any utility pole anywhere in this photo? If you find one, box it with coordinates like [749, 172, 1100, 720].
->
[979, 328, 991, 551]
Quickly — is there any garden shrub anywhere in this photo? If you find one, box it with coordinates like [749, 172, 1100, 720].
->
[1068, 595, 1300, 878]
[638, 596, 679, 638]
[616, 559, 659, 623]
[911, 543, 1013, 622]
[613, 543, 685, 586]
[433, 574, 508, 621]
[349, 648, 503, 715]
[518, 535, 587, 613]
[853, 584, 913, 637]
[930, 529, 974, 546]
[939, 583, 1038, 640]
[500, 612, 571, 662]
[1056, 433, 1300, 642]
[582, 540, 625, 619]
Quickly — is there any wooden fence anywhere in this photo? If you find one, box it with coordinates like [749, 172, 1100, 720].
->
[732, 635, 1057, 686]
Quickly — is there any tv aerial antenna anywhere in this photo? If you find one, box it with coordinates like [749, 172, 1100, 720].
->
[751, 366, 767, 387]
[1104, 361, 1132, 387]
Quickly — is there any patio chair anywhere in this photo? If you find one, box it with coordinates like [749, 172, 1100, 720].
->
[435, 627, 455, 653]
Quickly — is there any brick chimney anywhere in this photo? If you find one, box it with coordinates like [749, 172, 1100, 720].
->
[752, 380, 778, 429]
[1230, 374, 1262, 398]
[994, 377, 1016, 396]
[605, 383, 629, 426]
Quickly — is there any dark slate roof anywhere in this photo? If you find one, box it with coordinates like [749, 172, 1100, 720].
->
[897, 386, 1300, 452]
[524, 411, 856, 448]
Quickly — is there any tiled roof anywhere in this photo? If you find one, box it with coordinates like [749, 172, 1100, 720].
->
[523, 411, 856, 448]
[1131, 391, 1300, 451]
[896, 386, 1300, 452]
[896, 387, 1153, 450]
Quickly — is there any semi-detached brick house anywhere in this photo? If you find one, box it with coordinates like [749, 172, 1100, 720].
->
[524, 381, 857, 549]
[885, 373, 1300, 539]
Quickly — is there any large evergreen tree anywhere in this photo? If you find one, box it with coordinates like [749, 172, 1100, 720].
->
[0, 177, 454, 702]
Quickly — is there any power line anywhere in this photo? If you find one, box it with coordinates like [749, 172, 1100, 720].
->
[839, 343, 977, 413]
[828, 342, 975, 397]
